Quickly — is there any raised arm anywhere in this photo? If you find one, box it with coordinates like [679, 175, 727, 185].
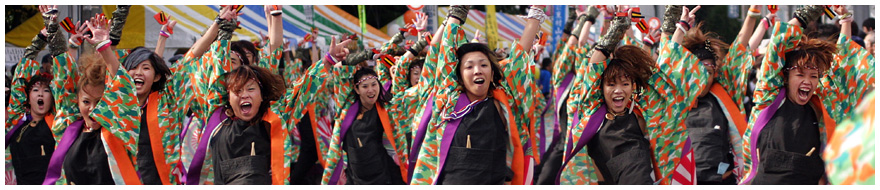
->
[108, 5, 130, 50]
[672, 6, 699, 44]
[660, 5, 683, 40]
[737, 5, 761, 46]
[519, 5, 546, 53]
[749, 12, 776, 52]
[155, 20, 177, 58]
[85, 14, 122, 74]
[267, 5, 283, 51]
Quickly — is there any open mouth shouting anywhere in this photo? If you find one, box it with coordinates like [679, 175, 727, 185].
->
[796, 86, 812, 103]
[36, 98, 46, 110]
[240, 101, 253, 116]
[611, 95, 626, 108]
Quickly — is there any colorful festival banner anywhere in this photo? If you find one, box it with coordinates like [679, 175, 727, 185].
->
[549, 5, 567, 55]
[358, 5, 367, 47]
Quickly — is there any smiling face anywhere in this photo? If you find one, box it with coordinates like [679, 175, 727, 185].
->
[229, 79, 263, 121]
[128, 60, 161, 98]
[354, 75, 380, 106]
[785, 65, 821, 105]
[602, 76, 634, 113]
[459, 51, 493, 100]
[28, 82, 53, 117]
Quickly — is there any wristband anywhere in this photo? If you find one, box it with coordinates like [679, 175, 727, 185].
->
[837, 12, 853, 20]
[38, 32, 49, 42]
[604, 16, 613, 20]
[760, 17, 771, 30]
[96, 40, 112, 52]
[748, 8, 760, 13]
[678, 20, 691, 31]
[839, 17, 854, 25]
[676, 23, 688, 33]
[324, 53, 339, 65]
[68, 38, 82, 46]
[159, 30, 170, 38]
[748, 11, 762, 18]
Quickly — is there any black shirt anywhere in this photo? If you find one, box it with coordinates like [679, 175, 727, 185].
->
[686, 95, 735, 183]
[342, 104, 405, 185]
[752, 98, 824, 185]
[438, 98, 512, 185]
[63, 126, 115, 185]
[137, 109, 162, 185]
[290, 112, 321, 185]
[587, 111, 653, 185]
[210, 119, 272, 185]
[9, 118, 55, 185]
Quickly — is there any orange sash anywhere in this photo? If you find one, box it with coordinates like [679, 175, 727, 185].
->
[376, 104, 409, 183]
[145, 92, 172, 184]
[263, 110, 288, 185]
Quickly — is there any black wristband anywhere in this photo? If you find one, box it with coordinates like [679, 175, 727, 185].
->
[38, 33, 49, 42]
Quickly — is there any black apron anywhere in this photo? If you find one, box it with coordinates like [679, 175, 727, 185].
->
[9, 119, 55, 185]
[62, 126, 115, 185]
[342, 105, 405, 185]
[752, 98, 824, 185]
[136, 110, 162, 185]
[535, 96, 568, 185]
[289, 112, 322, 185]
[686, 95, 736, 184]
[210, 119, 272, 185]
[438, 98, 513, 185]
[587, 111, 653, 185]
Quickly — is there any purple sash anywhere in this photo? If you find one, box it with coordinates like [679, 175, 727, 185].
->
[538, 104, 551, 156]
[740, 89, 787, 185]
[383, 81, 392, 92]
[433, 93, 473, 185]
[553, 73, 575, 136]
[327, 102, 361, 185]
[185, 108, 228, 185]
[556, 105, 606, 184]
[41, 120, 83, 185]
[407, 95, 434, 180]
[5, 115, 30, 147]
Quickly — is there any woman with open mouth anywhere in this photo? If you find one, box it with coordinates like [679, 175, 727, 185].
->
[407, 5, 542, 185]
[42, 13, 143, 185]
[740, 5, 874, 185]
[185, 5, 343, 185]
[5, 5, 65, 185]
[320, 17, 432, 185]
[681, 5, 771, 185]
[559, 5, 713, 185]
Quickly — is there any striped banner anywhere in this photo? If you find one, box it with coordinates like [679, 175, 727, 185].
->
[436, 7, 552, 49]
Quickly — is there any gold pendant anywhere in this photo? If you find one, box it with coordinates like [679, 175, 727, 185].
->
[605, 113, 615, 120]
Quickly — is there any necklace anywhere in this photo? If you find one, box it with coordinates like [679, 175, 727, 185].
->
[605, 110, 626, 120]
[16, 120, 39, 142]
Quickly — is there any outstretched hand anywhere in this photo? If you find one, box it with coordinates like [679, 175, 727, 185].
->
[413, 11, 428, 32]
[161, 20, 177, 35]
[473, 30, 482, 43]
[84, 14, 110, 45]
[69, 21, 89, 42]
[39, 5, 59, 21]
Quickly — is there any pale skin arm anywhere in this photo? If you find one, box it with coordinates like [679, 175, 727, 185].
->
[155, 20, 177, 58]
[85, 14, 121, 73]
[518, 5, 545, 52]
[748, 13, 776, 52]
[190, 6, 238, 58]
[837, 6, 852, 37]
[67, 21, 87, 58]
[736, 5, 761, 46]
[267, 5, 283, 51]
[672, 6, 700, 45]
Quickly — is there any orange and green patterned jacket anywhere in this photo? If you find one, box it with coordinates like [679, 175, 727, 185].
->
[558, 36, 709, 184]
[740, 22, 874, 184]
[823, 91, 874, 185]
[409, 22, 539, 185]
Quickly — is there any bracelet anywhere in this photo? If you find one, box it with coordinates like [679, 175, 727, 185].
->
[837, 12, 853, 20]
[159, 30, 170, 38]
[324, 52, 339, 65]
[760, 17, 771, 30]
[748, 11, 762, 18]
[214, 16, 224, 24]
[68, 38, 82, 47]
[839, 17, 854, 25]
[96, 40, 112, 52]
[408, 48, 418, 55]
[676, 23, 688, 33]
[748, 8, 760, 13]
[677, 20, 690, 31]
[604, 16, 613, 20]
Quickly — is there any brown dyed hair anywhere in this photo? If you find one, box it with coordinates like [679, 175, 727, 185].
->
[76, 53, 107, 95]
[223, 64, 285, 122]
[682, 23, 729, 71]
[783, 37, 836, 77]
[602, 45, 655, 91]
